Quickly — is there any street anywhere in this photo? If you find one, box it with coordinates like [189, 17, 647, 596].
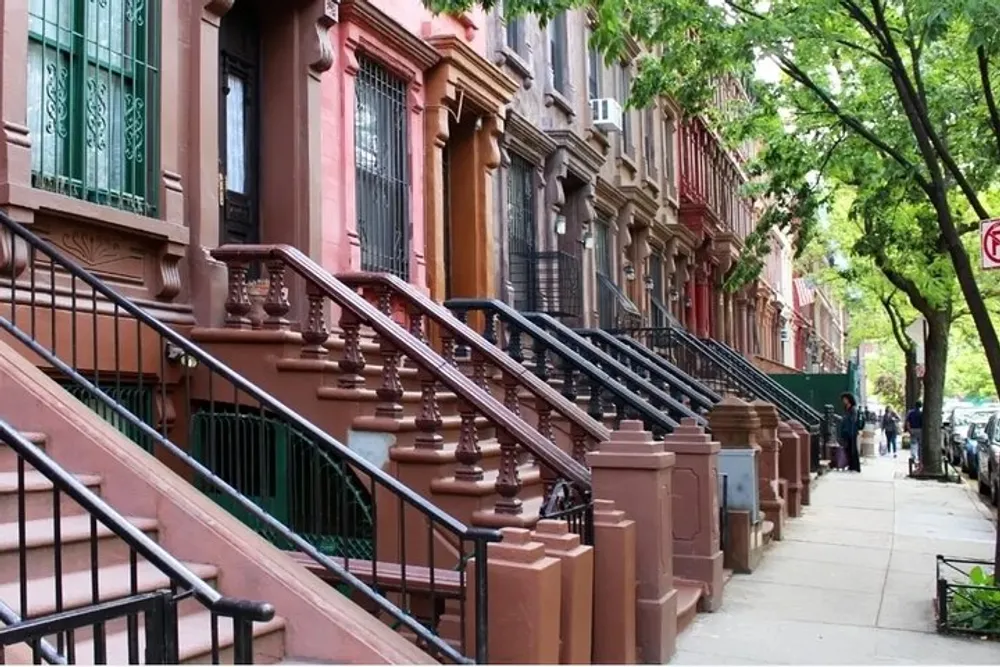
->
[674, 456, 999, 664]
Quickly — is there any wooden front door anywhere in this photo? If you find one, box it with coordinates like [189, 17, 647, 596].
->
[219, 1, 261, 245]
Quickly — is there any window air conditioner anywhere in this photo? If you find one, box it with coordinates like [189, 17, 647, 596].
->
[589, 98, 623, 133]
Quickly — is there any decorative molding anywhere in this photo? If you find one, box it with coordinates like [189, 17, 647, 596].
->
[156, 244, 184, 300]
[304, 0, 339, 74]
[203, 0, 235, 18]
[61, 231, 125, 268]
[506, 111, 558, 165]
[425, 34, 518, 117]
[594, 175, 627, 218]
[544, 148, 569, 227]
[546, 128, 605, 181]
[340, 0, 440, 73]
[0, 227, 28, 280]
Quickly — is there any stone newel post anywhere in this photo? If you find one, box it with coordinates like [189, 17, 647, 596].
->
[587, 420, 678, 664]
[752, 400, 787, 540]
[788, 420, 813, 505]
[661, 418, 725, 611]
[777, 421, 803, 518]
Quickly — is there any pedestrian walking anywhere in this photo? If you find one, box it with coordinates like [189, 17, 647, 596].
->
[881, 405, 899, 457]
[905, 400, 924, 466]
[839, 392, 862, 473]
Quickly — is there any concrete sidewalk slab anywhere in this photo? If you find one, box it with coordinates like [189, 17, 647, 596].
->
[674, 456, 999, 665]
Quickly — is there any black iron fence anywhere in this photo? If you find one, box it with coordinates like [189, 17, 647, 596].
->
[0, 421, 271, 664]
[0, 212, 495, 664]
[509, 250, 582, 319]
[936, 556, 1000, 637]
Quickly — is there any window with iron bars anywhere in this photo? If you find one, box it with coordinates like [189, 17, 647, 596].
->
[594, 218, 614, 328]
[28, 0, 160, 216]
[507, 153, 536, 311]
[549, 12, 568, 95]
[355, 56, 410, 279]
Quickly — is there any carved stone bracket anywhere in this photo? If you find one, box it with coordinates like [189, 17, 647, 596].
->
[303, 0, 339, 75]
[617, 202, 634, 255]
[155, 242, 185, 300]
[0, 227, 28, 280]
[545, 148, 569, 233]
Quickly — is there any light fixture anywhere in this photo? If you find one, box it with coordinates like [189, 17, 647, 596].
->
[583, 231, 595, 249]
[165, 342, 199, 369]
[555, 215, 567, 235]
[644, 274, 655, 292]
[669, 286, 679, 302]
[684, 296, 692, 309]
[780, 327, 789, 342]
[624, 264, 636, 281]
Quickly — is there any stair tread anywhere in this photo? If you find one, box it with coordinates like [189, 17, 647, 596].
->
[675, 582, 703, 615]
[0, 514, 159, 551]
[0, 560, 218, 617]
[0, 471, 102, 493]
[72, 608, 286, 664]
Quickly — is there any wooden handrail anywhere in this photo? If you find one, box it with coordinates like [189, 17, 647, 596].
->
[337, 271, 610, 447]
[211, 244, 591, 490]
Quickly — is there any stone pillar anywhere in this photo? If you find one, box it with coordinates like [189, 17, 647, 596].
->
[591, 500, 638, 665]
[733, 294, 746, 353]
[466, 528, 562, 664]
[707, 396, 763, 573]
[695, 265, 711, 338]
[531, 520, 595, 664]
[724, 291, 734, 346]
[587, 421, 677, 663]
[788, 420, 813, 506]
[684, 267, 697, 331]
[777, 422, 803, 518]
[752, 400, 787, 540]
[661, 419, 725, 611]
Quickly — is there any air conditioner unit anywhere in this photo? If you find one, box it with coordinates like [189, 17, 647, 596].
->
[590, 98, 623, 133]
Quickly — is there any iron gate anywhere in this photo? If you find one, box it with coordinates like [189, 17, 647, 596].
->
[355, 56, 409, 279]
[508, 153, 537, 311]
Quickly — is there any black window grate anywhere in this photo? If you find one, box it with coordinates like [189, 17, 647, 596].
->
[355, 55, 409, 279]
[507, 153, 536, 311]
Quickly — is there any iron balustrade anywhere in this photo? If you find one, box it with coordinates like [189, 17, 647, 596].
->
[445, 299, 682, 441]
[525, 313, 707, 429]
[0, 211, 494, 664]
[596, 274, 641, 331]
[0, 421, 270, 665]
[508, 250, 583, 320]
[610, 333, 724, 405]
[578, 328, 720, 413]
[208, 247, 593, 556]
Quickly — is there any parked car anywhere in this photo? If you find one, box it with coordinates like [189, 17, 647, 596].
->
[975, 412, 1000, 504]
[963, 421, 988, 477]
[945, 406, 986, 466]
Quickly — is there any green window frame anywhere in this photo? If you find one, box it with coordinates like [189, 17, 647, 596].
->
[27, 0, 160, 216]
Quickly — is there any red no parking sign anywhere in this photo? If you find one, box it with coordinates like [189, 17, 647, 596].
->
[982, 219, 1000, 270]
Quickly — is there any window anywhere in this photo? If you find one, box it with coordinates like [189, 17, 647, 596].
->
[507, 154, 537, 311]
[620, 64, 632, 156]
[587, 40, 601, 100]
[355, 56, 409, 279]
[505, 16, 524, 55]
[663, 115, 676, 195]
[549, 11, 568, 95]
[643, 107, 655, 170]
[27, 0, 160, 215]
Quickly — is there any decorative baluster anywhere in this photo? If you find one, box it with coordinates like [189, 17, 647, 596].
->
[223, 262, 253, 330]
[494, 427, 524, 515]
[560, 356, 578, 402]
[262, 260, 291, 331]
[441, 332, 456, 367]
[471, 350, 489, 392]
[482, 312, 497, 346]
[414, 367, 443, 449]
[301, 286, 330, 359]
[506, 325, 524, 364]
[532, 339, 549, 382]
[454, 399, 483, 481]
[534, 396, 554, 444]
[337, 310, 366, 387]
[570, 423, 589, 465]
[453, 309, 470, 360]
[407, 304, 425, 343]
[613, 399, 626, 429]
[587, 378, 603, 422]
[539, 463, 558, 507]
[376, 336, 404, 418]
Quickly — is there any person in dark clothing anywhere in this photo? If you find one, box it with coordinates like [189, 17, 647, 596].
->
[905, 400, 924, 464]
[882, 406, 900, 457]
[839, 392, 862, 472]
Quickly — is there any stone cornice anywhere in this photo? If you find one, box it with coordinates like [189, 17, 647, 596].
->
[426, 34, 519, 114]
[339, 0, 439, 71]
[505, 111, 558, 165]
[665, 222, 699, 253]
[546, 128, 606, 180]
[594, 176, 628, 216]
[619, 184, 659, 222]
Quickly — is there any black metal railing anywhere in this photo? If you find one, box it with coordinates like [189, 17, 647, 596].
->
[0, 421, 272, 664]
[597, 274, 641, 330]
[718, 473, 729, 555]
[936, 556, 1000, 637]
[0, 212, 496, 664]
[444, 298, 682, 439]
[578, 328, 720, 413]
[509, 250, 582, 319]
[525, 313, 707, 427]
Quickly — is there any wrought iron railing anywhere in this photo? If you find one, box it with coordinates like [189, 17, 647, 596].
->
[936, 556, 1000, 637]
[444, 299, 682, 440]
[525, 314, 708, 428]
[0, 421, 272, 664]
[578, 329, 720, 413]
[508, 250, 582, 319]
[0, 212, 494, 664]
[597, 274, 641, 330]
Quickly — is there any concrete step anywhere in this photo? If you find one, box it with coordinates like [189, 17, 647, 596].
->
[675, 583, 704, 635]
[0, 514, 159, 580]
[0, 470, 103, 523]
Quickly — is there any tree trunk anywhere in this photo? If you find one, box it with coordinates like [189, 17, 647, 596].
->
[904, 349, 919, 411]
[920, 310, 949, 475]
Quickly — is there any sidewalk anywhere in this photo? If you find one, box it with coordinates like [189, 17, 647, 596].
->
[674, 456, 999, 664]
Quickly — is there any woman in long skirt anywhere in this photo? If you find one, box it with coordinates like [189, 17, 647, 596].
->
[839, 392, 862, 473]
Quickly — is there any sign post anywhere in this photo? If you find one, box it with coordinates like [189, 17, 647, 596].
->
[980, 218, 1000, 270]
